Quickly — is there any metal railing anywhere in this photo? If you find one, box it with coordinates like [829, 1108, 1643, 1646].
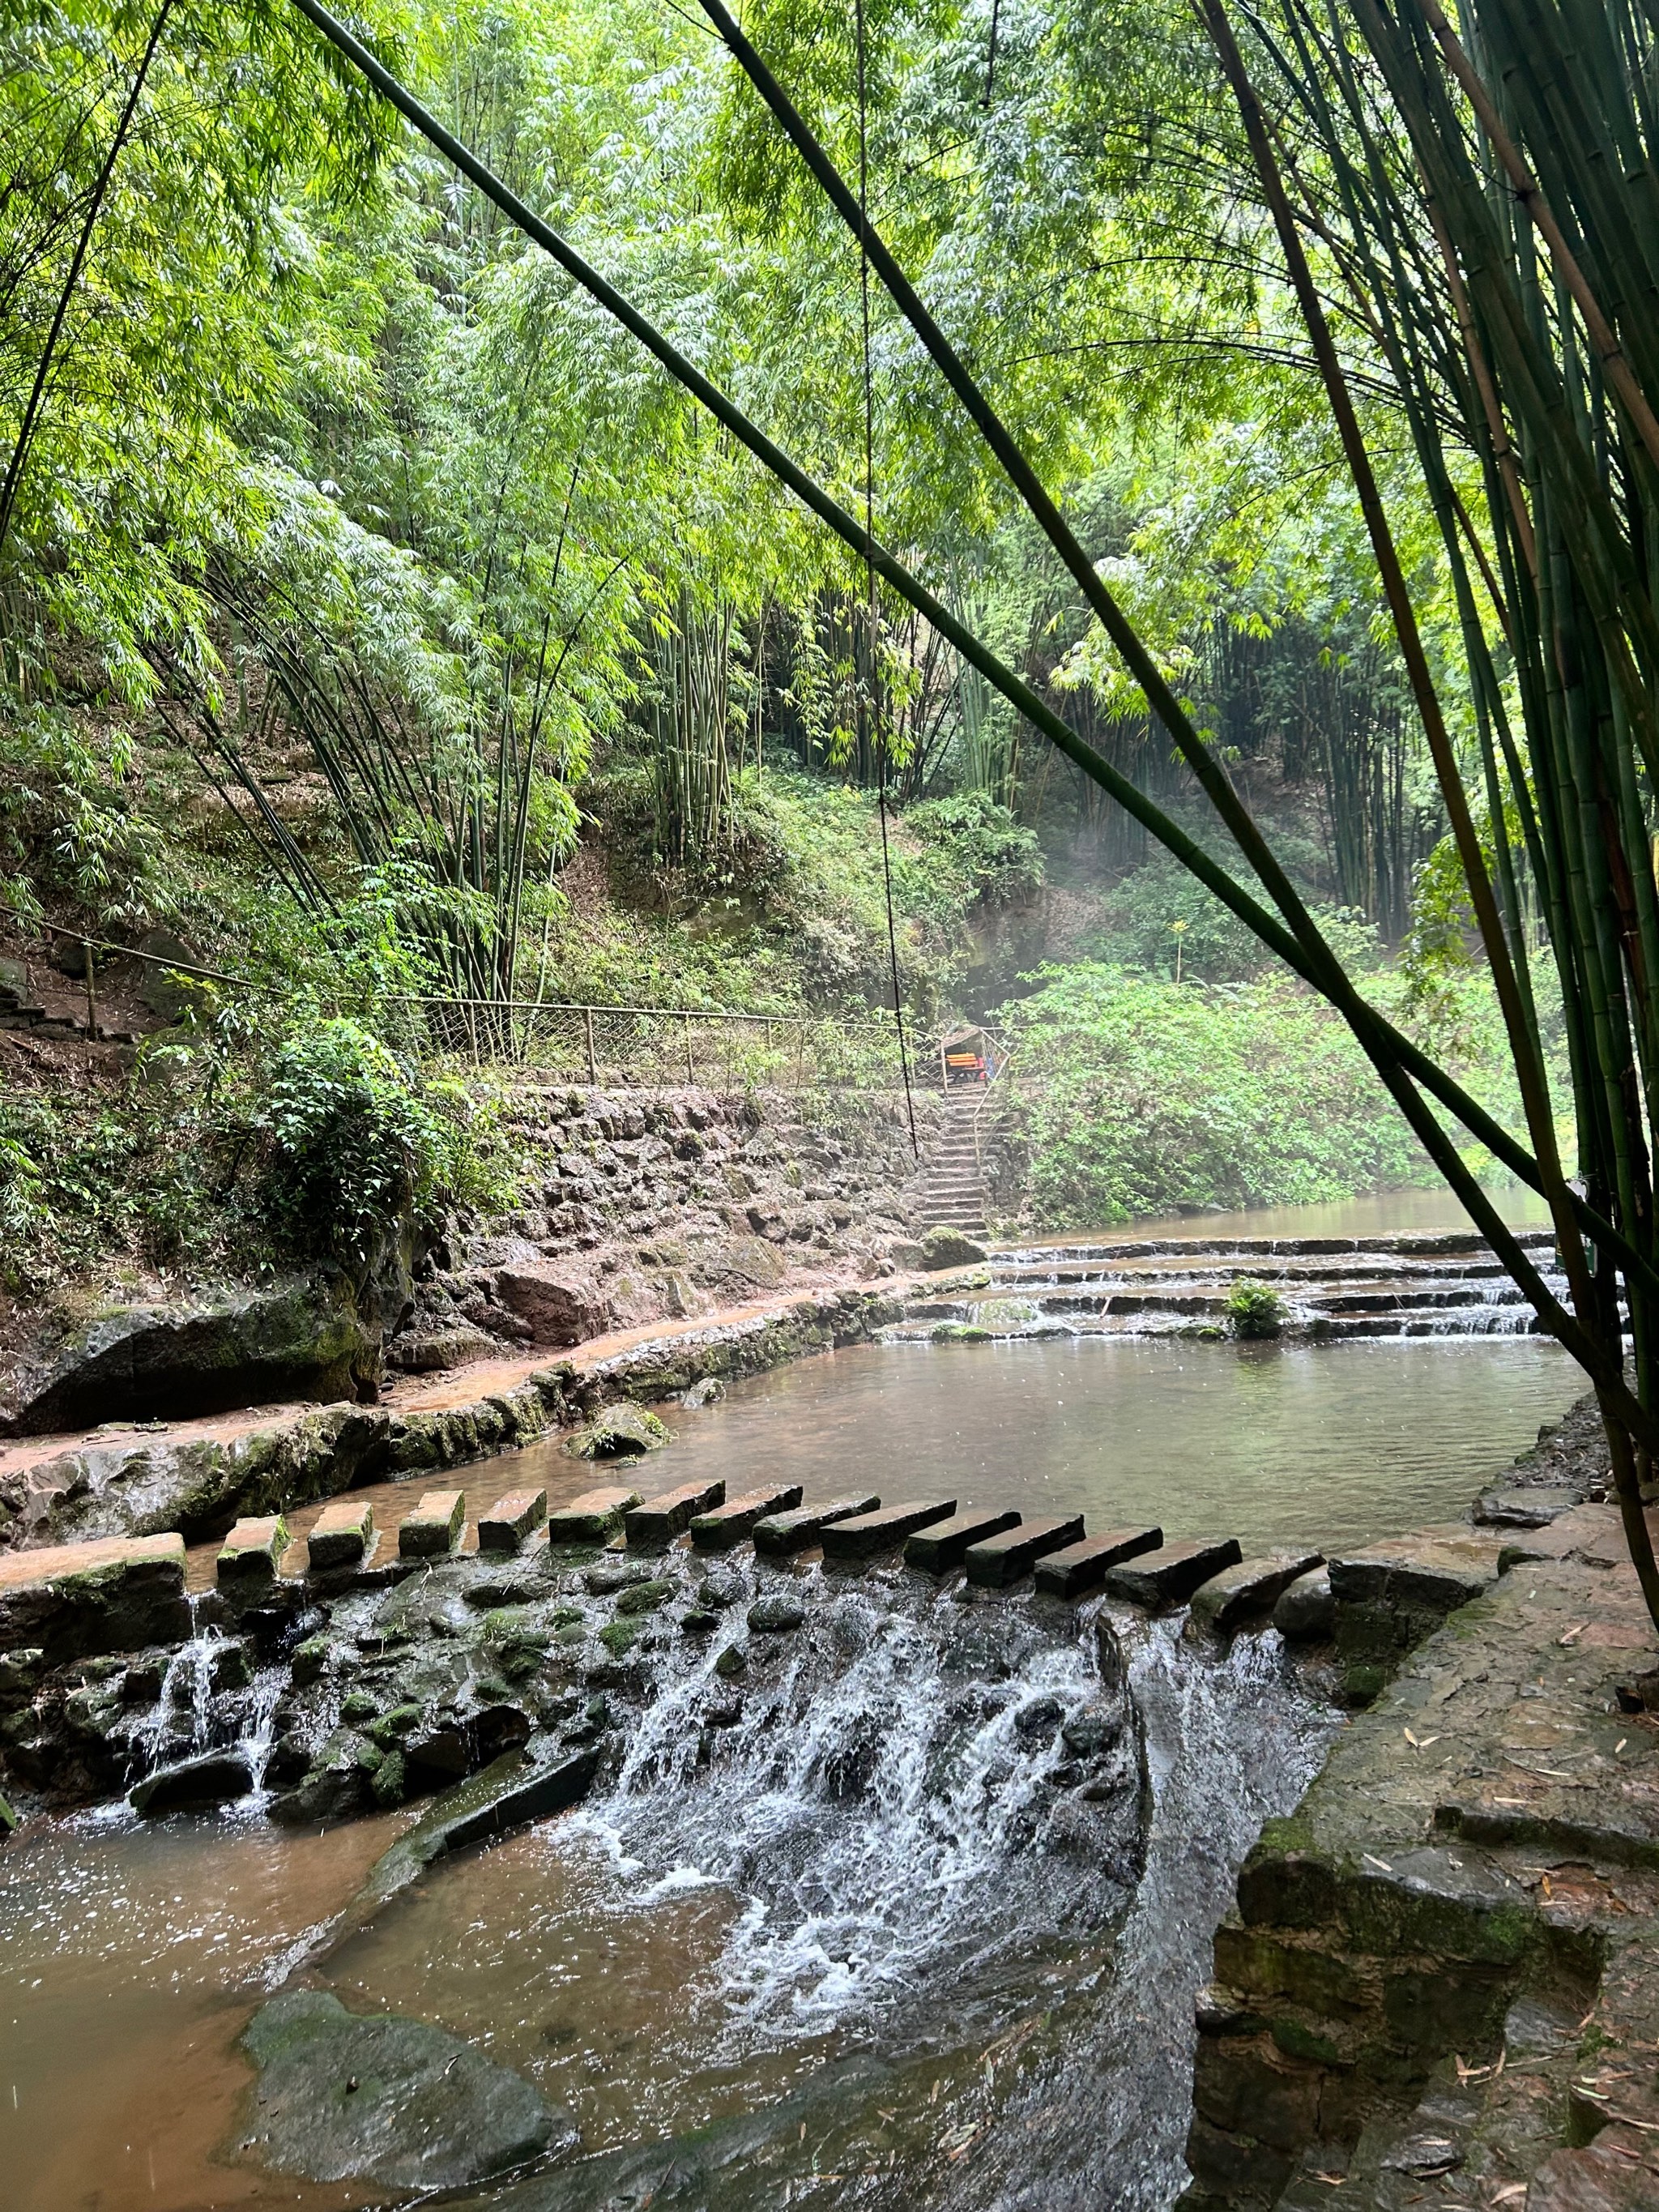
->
[0, 900, 928, 1093]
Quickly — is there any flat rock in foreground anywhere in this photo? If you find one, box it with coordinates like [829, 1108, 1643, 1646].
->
[0, 1531, 190, 1663]
[1103, 1536, 1243, 1608]
[239, 1988, 573, 2189]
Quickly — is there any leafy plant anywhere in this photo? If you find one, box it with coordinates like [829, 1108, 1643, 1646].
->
[1224, 1279, 1286, 1340]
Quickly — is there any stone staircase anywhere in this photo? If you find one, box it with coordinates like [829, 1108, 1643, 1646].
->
[889, 1228, 1567, 1341]
[909, 1090, 991, 1236]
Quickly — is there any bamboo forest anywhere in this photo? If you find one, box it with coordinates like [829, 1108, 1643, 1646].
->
[5, 2, 1659, 2206]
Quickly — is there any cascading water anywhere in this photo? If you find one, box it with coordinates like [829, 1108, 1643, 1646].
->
[573, 1574, 1141, 2048]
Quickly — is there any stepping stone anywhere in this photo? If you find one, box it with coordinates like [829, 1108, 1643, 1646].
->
[964, 1514, 1086, 1588]
[217, 1515, 289, 1582]
[307, 1500, 375, 1570]
[478, 1489, 549, 1553]
[1185, 1549, 1325, 1636]
[545, 1486, 641, 1545]
[625, 1480, 726, 1551]
[903, 1507, 1021, 1573]
[753, 1494, 881, 1555]
[822, 1499, 957, 1560]
[690, 1484, 805, 1551]
[399, 1490, 466, 1558]
[1034, 1527, 1163, 1598]
[1103, 1537, 1243, 1608]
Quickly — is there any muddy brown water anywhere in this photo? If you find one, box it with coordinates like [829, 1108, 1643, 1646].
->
[3, 1193, 1587, 2210]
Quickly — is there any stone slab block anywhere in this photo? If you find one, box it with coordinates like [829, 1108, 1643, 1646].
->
[1104, 1536, 1244, 1608]
[441, 1746, 602, 1849]
[964, 1514, 1086, 1587]
[0, 1532, 190, 1666]
[308, 1499, 375, 1570]
[625, 1480, 726, 1550]
[904, 1507, 1021, 1573]
[822, 1499, 958, 1559]
[399, 1490, 466, 1558]
[478, 1488, 548, 1553]
[1034, 1527, 1163, 1597]
[217, 1515, 289, 1582]
[544, 1486, 641, 1544]
[1186, 1549, 1325, 1636]
[753, 1494, 881, 1554]
[690, 1484, 805, 1551]
[1328, 1534, 1501, 1613]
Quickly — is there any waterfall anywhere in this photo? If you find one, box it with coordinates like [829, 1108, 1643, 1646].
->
[568, 1572, 1142, 2048]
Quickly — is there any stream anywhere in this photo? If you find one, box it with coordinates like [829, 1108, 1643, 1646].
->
[0, 1194, 1584, 2212]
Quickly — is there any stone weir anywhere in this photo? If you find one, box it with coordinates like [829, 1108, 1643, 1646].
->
[889, 1228, 1567, 1343]
[0, 1475, 1258, 1824]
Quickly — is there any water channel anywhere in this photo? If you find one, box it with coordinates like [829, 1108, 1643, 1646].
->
[0, 1191, 1585, 2211]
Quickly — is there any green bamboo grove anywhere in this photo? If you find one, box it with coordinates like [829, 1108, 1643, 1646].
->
[284, 0, 1659, 1628]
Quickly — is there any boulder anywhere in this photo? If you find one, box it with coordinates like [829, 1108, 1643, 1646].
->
[399, 1491, 466, 1558]
[4, 1275, 377, 1434]
[385, 1326, 494, 1375]
[568, 1403, 670, 1460]
[747, 1595, 805, 1633]
[217, 1515, 289, 1584]
[919, 1227, 987, 1270]
[1272, 1565, 1336, 1641]
[238, 1990, 571, 2189]
[477, 1489, 547, 1553]
[495, 1264, 614, 1348]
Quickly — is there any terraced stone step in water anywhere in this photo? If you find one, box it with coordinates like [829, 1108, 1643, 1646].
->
[753, 1493, 881, 1554]
[822, 1498, 957, 1559]
[964, 1514, 1087, 1586]
[1104, 1536, 1244, 1608]
[624, 1480, 725, 1550]
[690, 1484, 805, 1551]
[1034, 1527, 1163, 1597]
[399, 1490, 466, 1558]
[217, 1514, 288, 1582]
[902, 1506, 1021, 1573]
[478, 1488, 548, 1552]
[546, 1485, 641, 1544]
[1184, 1548, 1325, 1637]
[306, 1498, 375, 1570]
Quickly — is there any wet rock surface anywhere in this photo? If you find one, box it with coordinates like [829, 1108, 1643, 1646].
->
[240, 1988, 571, 2188]
[1179, 1403, 1659, 2212]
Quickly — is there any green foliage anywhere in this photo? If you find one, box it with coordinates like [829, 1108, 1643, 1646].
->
[1224, 1279, 1286, 1340]
[904, 792, 1044, 907]
[254, 1018, 446, 1260]
[1001, 964, 1425, 1228]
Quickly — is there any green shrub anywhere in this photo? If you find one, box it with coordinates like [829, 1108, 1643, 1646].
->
[255, 1018, 449, 1261]
[1224, 1279, 1286, 1339]
[999, 963, 1427, 1228]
